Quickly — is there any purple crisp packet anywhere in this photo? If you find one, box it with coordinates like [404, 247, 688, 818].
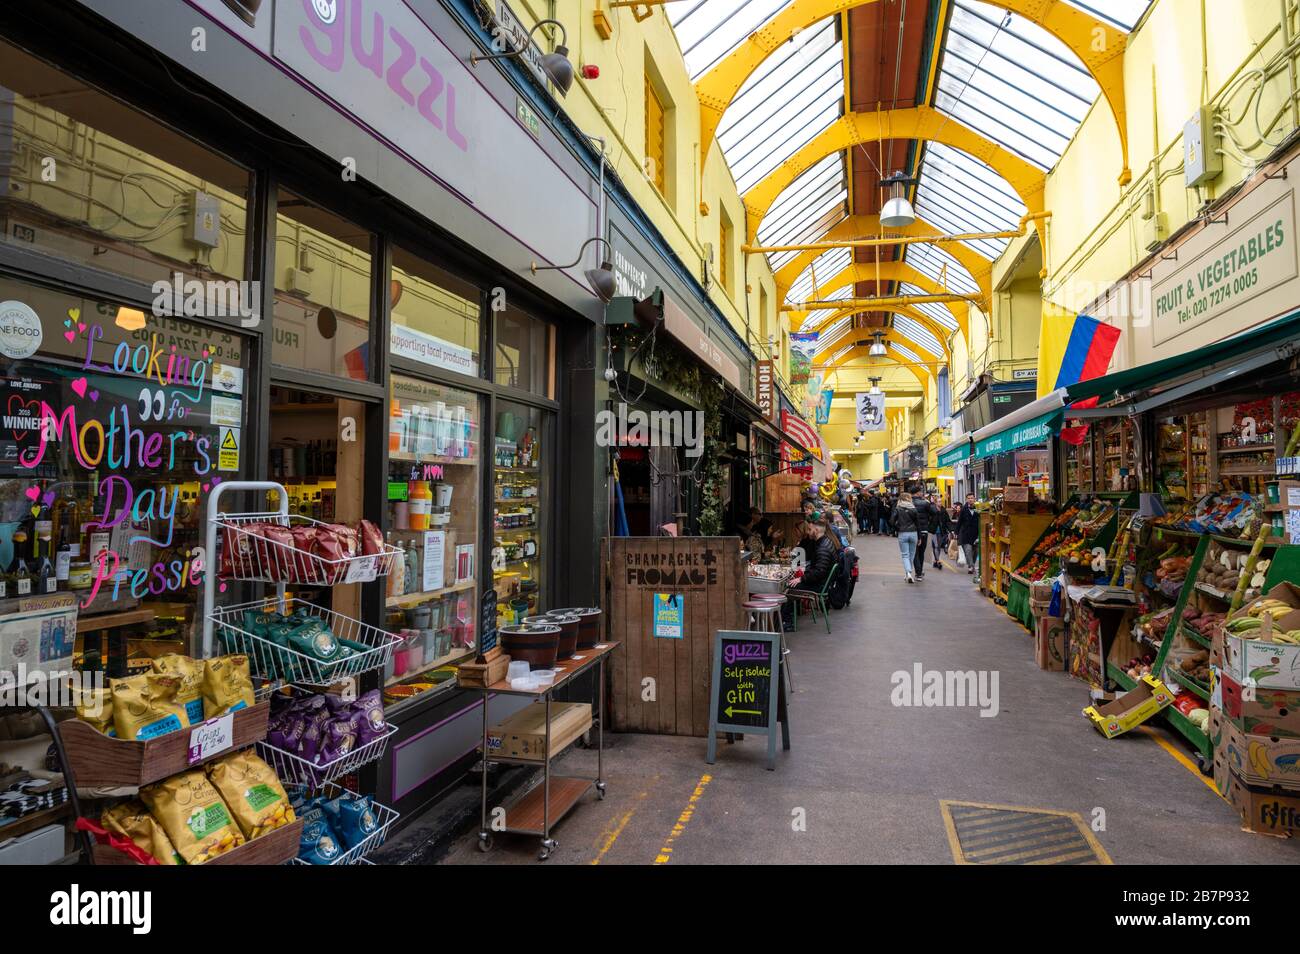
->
[348, 690, 386, 746]
[316, 719, 357, 766]
[297, 704, 332, 762]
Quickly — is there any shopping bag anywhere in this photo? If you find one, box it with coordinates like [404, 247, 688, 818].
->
[956, 546, 968, 568]
[947, 536, 959, 558]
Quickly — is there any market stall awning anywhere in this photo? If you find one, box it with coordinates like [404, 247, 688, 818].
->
[966, 389, 1068, 461]
[1065, 307, 1300, 411]
[936, 438, 971, 467]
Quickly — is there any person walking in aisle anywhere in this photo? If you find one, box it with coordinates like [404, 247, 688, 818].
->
[910, 488, 934, 581]
[879, 493, 894, 536]
[929, 493, 953, 570]
[891, 491, 921, 583]
[855, 494, 869, 536]
[865, 491, 879, 535]
[956, 492, 980, 575]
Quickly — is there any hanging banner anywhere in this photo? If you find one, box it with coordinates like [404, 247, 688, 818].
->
[814, 388, 833, 425]
[855, 392, 885, 431]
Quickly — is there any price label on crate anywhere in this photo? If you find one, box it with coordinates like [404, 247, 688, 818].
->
[344, 555, 379, 584]
[187, 713, 235, 765]
[1278, 456, 1300, 476]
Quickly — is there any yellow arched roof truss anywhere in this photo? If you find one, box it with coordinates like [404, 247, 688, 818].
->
[787, 261, 972, 339]
[775, 215, 994, 303]
[819, 345, 935, 388]
[808, 307, 954, 360]
[696, 0, 1129, 186]
[743, 107, 1047, 245]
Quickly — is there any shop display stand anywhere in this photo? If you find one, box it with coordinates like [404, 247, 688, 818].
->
[202, 481, 402, 864]
[476, 642, 619, 861]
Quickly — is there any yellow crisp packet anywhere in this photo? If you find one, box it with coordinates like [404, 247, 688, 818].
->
[202, 655, 255, 719]
[110, 672, 190, 741]
[205, 750, 295, 839]
[102, 799, 182, 865]
[140, 769, 245, 864]
[151, 654, 205, 725]
[72, 684, 114, 737]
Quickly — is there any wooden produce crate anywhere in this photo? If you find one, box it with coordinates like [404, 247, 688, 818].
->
[59, 701, 271, 788]
[92, 818, 303, 866]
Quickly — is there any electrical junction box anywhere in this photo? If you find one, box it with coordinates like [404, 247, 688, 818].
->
[189, 189, 221, 248]
[1143, 211, 1168, 252]
[1184, 105, 1223, 188]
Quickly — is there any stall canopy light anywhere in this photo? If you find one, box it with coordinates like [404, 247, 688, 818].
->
[879, 171, 917, 229]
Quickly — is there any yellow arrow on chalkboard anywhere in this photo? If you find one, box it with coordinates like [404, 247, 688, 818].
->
[725, 707, 760, 718]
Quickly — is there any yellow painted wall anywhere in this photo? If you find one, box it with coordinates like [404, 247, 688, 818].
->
[503, 0, 784, 382]
[1041, 0, 1300, 368]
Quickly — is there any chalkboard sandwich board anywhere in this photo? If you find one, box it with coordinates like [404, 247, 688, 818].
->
[706, 630, 787, 770]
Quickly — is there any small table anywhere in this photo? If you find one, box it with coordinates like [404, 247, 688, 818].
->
[476, 641, 620, 861]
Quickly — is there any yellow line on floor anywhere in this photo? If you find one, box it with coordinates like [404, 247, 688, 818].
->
[653, 773, 711, 864]
[590, 787, 649, 865]
[1134, 725, 1222, 795]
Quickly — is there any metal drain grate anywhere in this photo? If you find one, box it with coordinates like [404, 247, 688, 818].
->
[940, 801, 1112, 865]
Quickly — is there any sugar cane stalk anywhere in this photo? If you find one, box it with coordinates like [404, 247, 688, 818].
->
[1229, 521, 1273, 614]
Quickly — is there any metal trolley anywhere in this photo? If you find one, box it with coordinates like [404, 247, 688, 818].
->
[475, 642, 619, 861]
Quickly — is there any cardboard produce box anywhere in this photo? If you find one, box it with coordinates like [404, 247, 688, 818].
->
[1218, 671, 1300, 739]
[1083, 674, 1174, 738]
[1035, 615, 1066, 672]
[1216, 715, 1300, 790]
[1223, 582, 1300, 690]
[1217, 757, 1300, 837]
[487, 701, 592, 761]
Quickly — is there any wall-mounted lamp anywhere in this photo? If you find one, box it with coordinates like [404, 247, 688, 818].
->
[532, 237, 616, 302]
[470, 19, 575, 96]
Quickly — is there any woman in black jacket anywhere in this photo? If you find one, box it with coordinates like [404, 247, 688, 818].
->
[929, 494, 953, 569]
[955, 493, 980, 575]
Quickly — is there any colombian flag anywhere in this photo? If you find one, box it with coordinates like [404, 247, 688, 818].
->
[1036, 303, 1121, 444]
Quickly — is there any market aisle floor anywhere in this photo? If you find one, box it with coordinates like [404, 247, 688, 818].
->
[434, 533, 1300, 865]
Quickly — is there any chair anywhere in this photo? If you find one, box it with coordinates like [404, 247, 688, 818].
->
[787, 564, 837, 634]
[744, 600, 782, 634]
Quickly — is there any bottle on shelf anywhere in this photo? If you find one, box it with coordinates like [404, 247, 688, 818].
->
[35, 527, 55, 593]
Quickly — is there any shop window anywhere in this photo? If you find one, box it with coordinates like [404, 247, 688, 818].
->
[642, 73, 665, 198]
[718, 210, 733, 294]
[493, 401, 546, 627]
[388, 247, 480, 377]
[494, 307, 553, 398]
[383, 375, 481, 708]
[0, 40, 251, 293]
[272, 191, 373, 381]
[0, 276, 249, 667]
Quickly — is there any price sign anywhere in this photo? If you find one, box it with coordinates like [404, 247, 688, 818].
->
[344, 555, 379, 584]
[187, 713, 234, 766]
[480, 587, 498, 656]
[706, 630, 788, 770]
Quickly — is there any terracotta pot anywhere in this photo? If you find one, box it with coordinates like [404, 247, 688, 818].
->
[549, 607, 602, 647]
[529, 614, 577, 658]
[499, 624, 559, 669]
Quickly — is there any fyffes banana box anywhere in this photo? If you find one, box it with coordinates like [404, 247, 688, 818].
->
[1217, 715, 1300, 790]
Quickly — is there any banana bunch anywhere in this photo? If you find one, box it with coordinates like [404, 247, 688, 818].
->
[1248, 739, 1274, 779]
[1270, 630, 1300, 644]
[1248, 599, 1292, 618]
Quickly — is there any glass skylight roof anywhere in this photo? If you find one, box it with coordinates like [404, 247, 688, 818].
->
[1065, 0, 1152, 31]
[719, 19, 845, 194]
[904, 244, 980, 296]
[785, 246, 852, 304]
[890, 341, 923, 365]
[891, 315, 943, 357]
[758, 155, 848, 255]
[897, 283, 960, 331]
[914, 142, 1027, 257]
[668, 0, 792, 80]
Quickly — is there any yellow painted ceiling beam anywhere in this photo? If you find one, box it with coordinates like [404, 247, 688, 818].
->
[743, 106, 1046, 246]
[787, 292, 981, 311]
[807, 306, 955, 360]
[787, 261, 972, 338]
[774, 215, 994, 303]
[818, 346, 934, 389]
[696, 0, 1129, 186]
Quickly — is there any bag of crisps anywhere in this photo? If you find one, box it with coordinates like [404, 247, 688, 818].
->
[101, 799, 182, 865]
[72, 684, 114, 737]
[202, 655, 255, 718]
[151, 654, 204, 725]
[205, 750, 296, 839]
[140, 769, 245, 864]
[110, 673, 190, 741]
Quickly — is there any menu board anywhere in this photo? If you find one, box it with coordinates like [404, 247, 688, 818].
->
[706, 630, 786, 770]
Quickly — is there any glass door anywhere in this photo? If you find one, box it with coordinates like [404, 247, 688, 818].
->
[493, 401, 548, 627]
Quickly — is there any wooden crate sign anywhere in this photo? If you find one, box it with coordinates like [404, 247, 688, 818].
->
[603, 537, 745, 737]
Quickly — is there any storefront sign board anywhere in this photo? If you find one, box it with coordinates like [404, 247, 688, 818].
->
[705, 630, 787, 770]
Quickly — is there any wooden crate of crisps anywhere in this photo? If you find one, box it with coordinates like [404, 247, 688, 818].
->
[92, 817, 303, 866]
[59, 701, 271, 788]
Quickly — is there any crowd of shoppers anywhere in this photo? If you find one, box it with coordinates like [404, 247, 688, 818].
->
[844, 484, 978, 584]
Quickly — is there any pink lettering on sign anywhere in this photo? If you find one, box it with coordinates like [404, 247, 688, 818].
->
[723, 641, 770, 666]
[297, 0, 469, 152]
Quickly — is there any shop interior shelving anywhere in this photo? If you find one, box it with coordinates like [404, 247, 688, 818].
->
[493, 443, 543, 627]
[980, 502, 1052, 607]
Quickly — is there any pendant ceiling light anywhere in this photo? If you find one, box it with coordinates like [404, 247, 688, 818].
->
[869, 376, 882, 395]
[879, 171, 917, 229]
[868, 332, 887, 357]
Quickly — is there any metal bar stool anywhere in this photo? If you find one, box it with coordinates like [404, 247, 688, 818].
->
[747, 596, 795, 692]
[744, 600, 782, 634]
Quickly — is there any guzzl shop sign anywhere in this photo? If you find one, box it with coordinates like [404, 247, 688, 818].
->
[1152, 191, 1297, 345]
